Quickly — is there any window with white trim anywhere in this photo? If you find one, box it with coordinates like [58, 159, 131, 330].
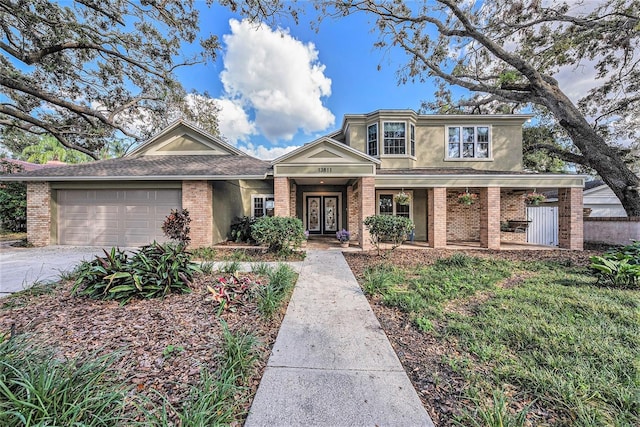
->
[377, 192, 412, 218]
[447, 126, 491, 159]
[367, 123, 378, 156]
[383, 122, 406, 155]
[252, 194, 274, 217]
[410, 124, 415, 157]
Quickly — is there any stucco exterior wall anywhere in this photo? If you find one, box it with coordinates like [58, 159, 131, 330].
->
[211, 179, 273, 244]
[584, 217, 640, 246]
[344, 114, 525, 172]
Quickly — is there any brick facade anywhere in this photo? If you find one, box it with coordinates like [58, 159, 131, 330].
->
[479, 187, 501, 249]
[428, 187, 447, 248]
[358, 177, 375, 250]
[26, 182, 51, 247]
[558, 187, 584, 250]
[446, 190, 526, 244]
[274, 177, 291, 217]
[182, 181, 213, 248]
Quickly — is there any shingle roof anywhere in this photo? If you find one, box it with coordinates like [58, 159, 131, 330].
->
[1, 155, 271, 181]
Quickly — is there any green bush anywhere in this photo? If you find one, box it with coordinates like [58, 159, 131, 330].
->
[590, 241, 640, 289]
[256, 264, 297, 318]
[229, 216, 256, 243]
[0, 160, 26, 232]
[72, 242, 199, 303]
[363, 215, 414, 256]
[251, 216, 305, 253]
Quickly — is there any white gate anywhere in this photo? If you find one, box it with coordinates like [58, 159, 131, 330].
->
[526, 206, 558, 246]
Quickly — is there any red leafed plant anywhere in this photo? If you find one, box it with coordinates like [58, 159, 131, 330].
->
[206, 275, 261, 311]
[162, 209, 191, 246]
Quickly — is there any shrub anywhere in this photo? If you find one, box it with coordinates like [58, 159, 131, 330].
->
[72, 242, 199, 303]
[229, 216, 256, 243]
[590, 241, 640, 289]
[0, 160, 26, 232]
[363, 215, 414, 256]
[251, 216, 305, 253]
[162, 208, 191, 246]
[256, 264, 297, 318]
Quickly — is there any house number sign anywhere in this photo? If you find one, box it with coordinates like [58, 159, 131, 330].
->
[317, 167, 332, 173]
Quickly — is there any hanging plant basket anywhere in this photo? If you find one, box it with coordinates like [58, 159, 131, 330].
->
[525, 192, 546, 206]
[457, 192, 478, 205]
[394, 191, 411, 206]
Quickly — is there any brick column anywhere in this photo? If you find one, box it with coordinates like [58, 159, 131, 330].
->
[480, 187, 501, 250]
[558, 187, 583, 250]
[274, 177, 291, 217]
[27, 182, 51, 247]
[289, 182, 297, 217]
[428, 187, 447, 248]
[182, 181, 212, 248]
[347, 184, 360, 242]
[358, 177, 375, 250]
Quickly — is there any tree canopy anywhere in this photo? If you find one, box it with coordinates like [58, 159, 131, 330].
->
[321, 0, 640, 215]
[0, 0, 220, 159]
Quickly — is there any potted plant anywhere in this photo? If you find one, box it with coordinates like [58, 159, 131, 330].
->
[394, 191, 410, 206]
[336, 229, 350, 247]
[457, 191, 478, 205]
[525, 191, 546, 205]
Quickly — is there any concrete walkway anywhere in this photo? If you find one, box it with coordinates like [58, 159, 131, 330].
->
[245, 250, 434, 427]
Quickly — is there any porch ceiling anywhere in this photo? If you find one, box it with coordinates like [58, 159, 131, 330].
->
[293, 177, 352, 185]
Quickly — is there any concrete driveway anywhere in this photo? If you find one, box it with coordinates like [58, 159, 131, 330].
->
[0, 244, 110, 296]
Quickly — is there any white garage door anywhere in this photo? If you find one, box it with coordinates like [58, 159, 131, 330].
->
[58, 189, 181, 246]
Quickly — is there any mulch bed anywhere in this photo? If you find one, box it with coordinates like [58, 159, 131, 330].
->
[344, 248, 600, 426]
[0, 272, 287, 422]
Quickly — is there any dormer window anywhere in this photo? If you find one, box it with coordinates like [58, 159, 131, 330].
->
[447, 126, 491, 159]
[383, 122, 406, 155]
[367, 123, 378, 157]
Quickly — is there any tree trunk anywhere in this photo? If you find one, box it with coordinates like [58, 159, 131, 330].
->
[540, 85, 640, 217]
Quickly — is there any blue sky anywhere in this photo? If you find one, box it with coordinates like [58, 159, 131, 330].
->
[173, 3, 434, 159]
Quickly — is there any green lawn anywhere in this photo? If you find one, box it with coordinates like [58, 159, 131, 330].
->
[363, 254, 639, 426]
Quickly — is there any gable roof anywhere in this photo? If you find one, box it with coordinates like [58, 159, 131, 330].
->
[0, 155, 271, 181]
[272, 136, 380, 165]
[128, 119, 245, 156]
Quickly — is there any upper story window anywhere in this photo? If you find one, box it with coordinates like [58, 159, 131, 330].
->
[383, 122, 406, 155]
[410, 124, 415, 157]
[447, 126, 491, 159]
[367, 123, 378, 157]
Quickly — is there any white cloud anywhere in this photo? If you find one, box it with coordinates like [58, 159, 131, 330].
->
[213, 98, 256, 143]
[238, 142, 300, 160]
[217, 19, 334, 143]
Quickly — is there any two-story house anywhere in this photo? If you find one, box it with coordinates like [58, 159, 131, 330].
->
[4, 110, 585, 250]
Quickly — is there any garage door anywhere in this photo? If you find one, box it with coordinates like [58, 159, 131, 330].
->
[58, 189, 181, 246]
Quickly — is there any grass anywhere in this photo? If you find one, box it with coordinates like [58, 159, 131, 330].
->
[256, 264, 297, 318]
[0, 231, 26, 242]
[0, 335, 127, 426]
[363, 255, 640, 426]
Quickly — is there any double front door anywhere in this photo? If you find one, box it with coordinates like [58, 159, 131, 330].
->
[306, 195, 338, 235]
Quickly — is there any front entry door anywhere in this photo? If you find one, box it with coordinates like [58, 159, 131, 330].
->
[306, 196, 339, 235]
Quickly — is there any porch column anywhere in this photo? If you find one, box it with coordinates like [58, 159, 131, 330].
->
[27, 182, 51, 247]
[358, 176, 375, 250]
[428, 187, 447, 248]
[558, 187, 583, 250]
[182, 181, 213, 248]
[289, 182, 297, 217]
[274, 177, 291, 217]
[347, 184, 360, 242]
[480, 187, 501, 250]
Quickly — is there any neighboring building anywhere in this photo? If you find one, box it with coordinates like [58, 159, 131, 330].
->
[544, 180, 627, 217]
[1, 111, 586, 250]
[0, 159, 63, 172]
